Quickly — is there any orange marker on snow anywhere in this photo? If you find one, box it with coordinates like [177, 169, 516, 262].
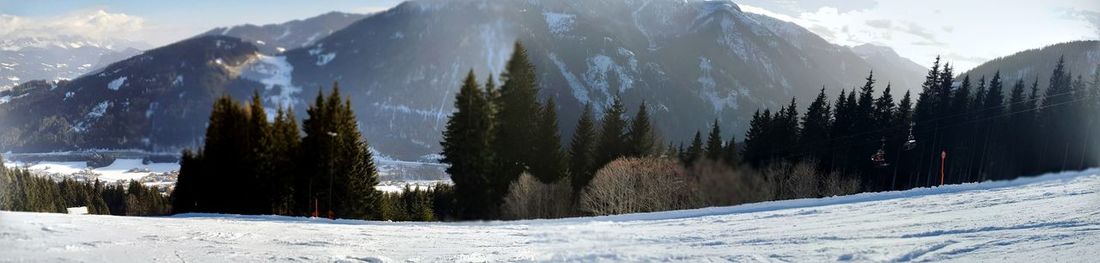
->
[940, 151, 946, 186]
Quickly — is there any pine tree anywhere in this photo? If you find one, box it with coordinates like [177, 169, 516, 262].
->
[829, 89, 851, 172]
[775, 98, 800, 163]
[245, 90, 273, 214]
[893, 90, 914, 189]
[978, 72, 1006, 180]
[685, 131, 704, 164]
[704, 119, 723, 160]
[269, 106, 301, 215]
[595, 96, 628, 168]
[948, 75, 972, 177]
[742, 110, 772, 167]
[302, 83, 381, 219]
[441, 71, 495, 219]
[531, 98, 566, 183]
[854, 71, 877, 176]
[204, 94, 249, 213]
[874, 84, 896, 134]
[911, 57, 941, 187]
[723, 136, 738, 167]
[800, 87, 831, 164]
[569, 104, 597, 192]
[626, 101, 656, 157]
[1006, 78, 1030, 178]
[492, 42, 541, 205]
[1041, 57, 1072, 172]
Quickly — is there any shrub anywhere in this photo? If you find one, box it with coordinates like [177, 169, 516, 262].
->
[687, 159, 775, 207]
[579, 157, 699, 216]
[501, 173, 573, 219]
[821, 171, 861, 197]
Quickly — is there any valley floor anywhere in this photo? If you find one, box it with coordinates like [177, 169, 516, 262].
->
[2, 169, 1099, 262]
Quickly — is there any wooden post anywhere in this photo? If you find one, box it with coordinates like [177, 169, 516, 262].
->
[940, 150, 947, 186]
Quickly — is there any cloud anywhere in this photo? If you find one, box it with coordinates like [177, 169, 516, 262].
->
[1071, 10, 1100, 37]
[0, 9, 145, 40]
[865, 19, 892, 29]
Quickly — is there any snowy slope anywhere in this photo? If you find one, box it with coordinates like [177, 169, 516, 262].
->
[3, 169, 1099, 261]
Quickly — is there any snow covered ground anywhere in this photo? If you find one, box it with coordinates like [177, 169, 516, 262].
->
[2, 169, 1099, 262]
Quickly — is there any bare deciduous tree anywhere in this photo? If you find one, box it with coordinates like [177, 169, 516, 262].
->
[579, 157, 699, 216]
[501, 173, 573, 219]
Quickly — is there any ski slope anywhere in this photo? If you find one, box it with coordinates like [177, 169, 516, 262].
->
[2, 169, 1099, 262]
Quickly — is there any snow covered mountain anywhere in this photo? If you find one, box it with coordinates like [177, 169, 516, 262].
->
[202, 12, 367, 54]
[0, 36, 266, 152]
[0, 0, 931, 160]
[0, 35, 148, 90]
[280, 0, 928, 158]
[3, 168, 1097, 261]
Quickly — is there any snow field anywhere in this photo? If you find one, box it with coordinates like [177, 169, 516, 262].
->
[1, 169, 1098, 261]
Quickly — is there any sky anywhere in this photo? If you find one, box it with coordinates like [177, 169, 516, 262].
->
[1, 0, 1098, 71]
[0, 0, 402, 46]
[737, 0, 1100, 70]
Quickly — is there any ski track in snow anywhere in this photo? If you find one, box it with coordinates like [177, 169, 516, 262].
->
[2, 169, 1099, 262]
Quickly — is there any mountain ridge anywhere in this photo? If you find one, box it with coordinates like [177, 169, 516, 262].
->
[1, 0, 934, 160]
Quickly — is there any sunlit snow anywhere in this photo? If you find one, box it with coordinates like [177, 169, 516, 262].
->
[3, 169, 1098, 261]
[106, 77, 126, 91]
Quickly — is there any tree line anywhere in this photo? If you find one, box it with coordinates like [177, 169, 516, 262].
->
[737, 56, 1100, 192]
[444, 41, 1100, 220]
[0, 154, 171, 216]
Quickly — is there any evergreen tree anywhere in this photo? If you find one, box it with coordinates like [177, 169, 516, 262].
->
[531, 98, 566, 183]
[492, 42, 542, 204]
[722, 136, 738, 167]
[202, 94, 249, 213]
[742, 110, 772, 167]
[704, 119, 723, 160]
[892, 91, 914, 189]
[911, 57, 941, 188]
[595, 96, 628, 168]
[569, 104, 597, 192]
[244, 91, 273, 214]
[269, 106, 300, 215]
[800, 87, 831, 165]
[441, 71, 495, 219]
[829, 89, 852, 172]
[172, 150, 201, 213]
[774, 98, 800, 163]
[302, 83, 382, 219]
[874, 84, 896, 136]
[1041, 57, 1073, 172]
[685, 131, 704, 164]
[626, 101, 657, 157]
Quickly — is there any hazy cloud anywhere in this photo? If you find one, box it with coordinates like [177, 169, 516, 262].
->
[865, 19, 892, 29]
[741, 0, 1099, 71]
[0, 9, 144, 40]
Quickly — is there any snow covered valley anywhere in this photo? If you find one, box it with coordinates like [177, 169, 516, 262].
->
[2, 169, 1098, 262]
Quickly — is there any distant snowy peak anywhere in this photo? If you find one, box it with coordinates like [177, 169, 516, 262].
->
[0, 35, 148, 90]
[0, 35, 150, 52]
[203, 11, 367, 54]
